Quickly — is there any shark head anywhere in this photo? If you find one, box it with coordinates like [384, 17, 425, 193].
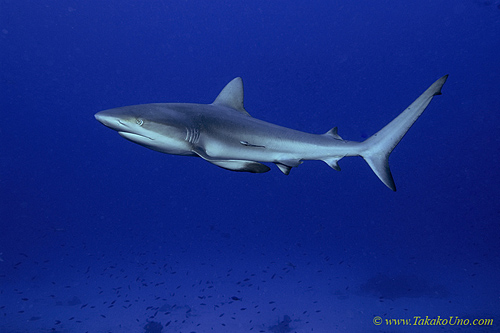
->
[95, 104, 193, 155]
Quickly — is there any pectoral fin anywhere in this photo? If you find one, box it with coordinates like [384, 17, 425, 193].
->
[192, 148, 270, 173]
[209, 159, 270, 173]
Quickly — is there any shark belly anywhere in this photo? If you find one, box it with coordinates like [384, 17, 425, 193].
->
[194, 121, 356, 174]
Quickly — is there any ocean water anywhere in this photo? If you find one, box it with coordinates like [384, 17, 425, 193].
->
[1, 1, 499, 332]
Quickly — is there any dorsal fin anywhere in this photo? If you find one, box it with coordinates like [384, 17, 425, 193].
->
[324, 127, 343, 140]
[212, 77, 251, 116]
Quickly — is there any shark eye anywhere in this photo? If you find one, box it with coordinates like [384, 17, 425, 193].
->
[136, 118, 144, 126]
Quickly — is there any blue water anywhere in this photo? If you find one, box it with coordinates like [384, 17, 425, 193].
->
[1, 1, 499, 332]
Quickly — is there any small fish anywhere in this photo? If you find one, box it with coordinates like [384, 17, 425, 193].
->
[240, 141, 265, 148]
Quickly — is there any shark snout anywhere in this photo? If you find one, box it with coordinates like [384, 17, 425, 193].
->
[94, 112, 107, 124]
[95, 110, 148, 141]
[95, 111, 121, 129]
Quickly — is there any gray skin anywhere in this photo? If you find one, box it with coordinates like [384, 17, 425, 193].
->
[95, 75, 448, 191]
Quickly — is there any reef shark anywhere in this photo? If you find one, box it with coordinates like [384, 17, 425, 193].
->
[95, 75, 448, 191]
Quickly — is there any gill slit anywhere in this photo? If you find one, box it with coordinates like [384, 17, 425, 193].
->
[185, 127, 200, 144]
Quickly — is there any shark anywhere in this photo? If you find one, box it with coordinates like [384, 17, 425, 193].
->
[95, 75, 448, 191]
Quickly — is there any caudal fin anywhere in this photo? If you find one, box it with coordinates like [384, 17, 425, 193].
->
[360, 75, 448, 191]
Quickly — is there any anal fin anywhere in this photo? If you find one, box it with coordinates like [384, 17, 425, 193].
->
[323, 157, 343, 171]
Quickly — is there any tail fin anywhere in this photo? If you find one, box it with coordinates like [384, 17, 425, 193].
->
[360, 75, 448, 191]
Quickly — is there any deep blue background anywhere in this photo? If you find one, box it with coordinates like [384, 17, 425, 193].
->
[1, 0, 499, 331]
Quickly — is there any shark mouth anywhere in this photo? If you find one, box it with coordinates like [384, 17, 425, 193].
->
[118, 131, 154, 141]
